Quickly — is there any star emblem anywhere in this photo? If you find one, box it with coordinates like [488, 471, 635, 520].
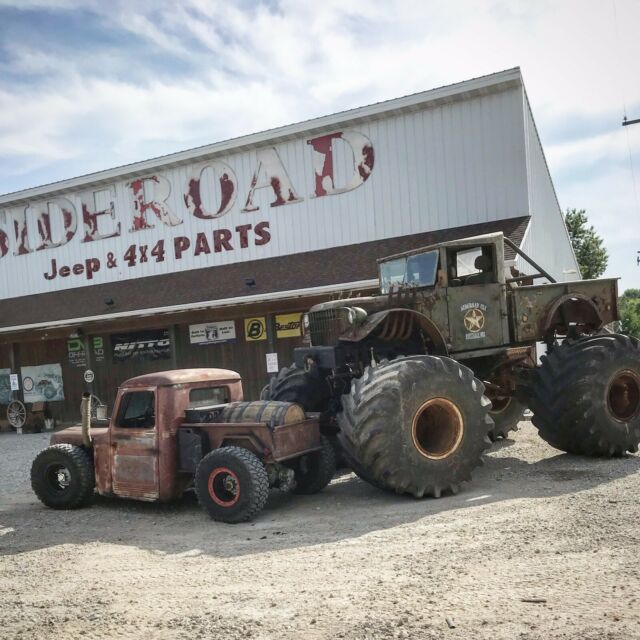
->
[463, 308, 485, 332]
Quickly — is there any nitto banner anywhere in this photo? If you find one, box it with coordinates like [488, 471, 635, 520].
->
[189, 321, 236, 345]
[21, 364, 65, 402]
[276, 313, 302, 338]
[0, 368, 11, 404]
[112, 329, 171, 362]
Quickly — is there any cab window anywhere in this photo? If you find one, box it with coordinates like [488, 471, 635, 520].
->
[117, 391, 155, 429]
[189, 386, 230, 408]
[380, 250, 439, 293]
[448, 246, 496, 286]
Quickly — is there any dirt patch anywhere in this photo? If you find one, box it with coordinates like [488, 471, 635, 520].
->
[1, 422, 639, 639]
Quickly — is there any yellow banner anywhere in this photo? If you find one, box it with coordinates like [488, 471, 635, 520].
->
[244, 317, 267, 341]
[276, 313, 302, 339]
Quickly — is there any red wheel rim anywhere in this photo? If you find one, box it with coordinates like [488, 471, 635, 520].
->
[208, 467, 240, 507]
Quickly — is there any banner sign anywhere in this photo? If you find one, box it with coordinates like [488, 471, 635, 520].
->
[189, 321, 236, 345]
[0, 368, 11, 404]
[67, 337, 88, 368]
[112, 329, 171, 362]
[21, 363, 65, 402]
[93, 336, 105, 363]
[266, 352, 279, 373]
[244, 317, 267, 341]
[276, 313, 302, 339]
[0, 128, 374, 300]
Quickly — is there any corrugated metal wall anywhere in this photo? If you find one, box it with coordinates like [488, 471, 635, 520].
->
[0, 85, 532, 300]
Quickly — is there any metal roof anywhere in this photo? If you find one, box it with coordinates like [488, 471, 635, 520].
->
[122, 368, 241, 388]
[0, 67, 522, 207]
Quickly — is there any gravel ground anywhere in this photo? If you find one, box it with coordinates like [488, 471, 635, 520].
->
[1, 422, 640, 640]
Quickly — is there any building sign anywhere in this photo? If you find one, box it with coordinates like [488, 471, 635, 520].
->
[189, 321, 236, 345]
[21, 363, 65, 402]
[276, 313, 302, 339]
[67, 337, 88, 368]
[0, 368, 11, 404]
[266, 352, 279, 373]
[93, 336, 105, 363]
[0, 129, 375, 299]
[244, 317, 267, 341]
[112, 329, 171, 362]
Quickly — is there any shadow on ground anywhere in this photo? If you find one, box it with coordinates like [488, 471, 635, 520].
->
[2, 428, 639, 560]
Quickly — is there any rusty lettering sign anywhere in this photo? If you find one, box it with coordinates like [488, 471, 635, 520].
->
[0, 130, 375, 299]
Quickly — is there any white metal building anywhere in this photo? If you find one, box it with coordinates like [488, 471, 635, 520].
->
[0, 67, 579, 419]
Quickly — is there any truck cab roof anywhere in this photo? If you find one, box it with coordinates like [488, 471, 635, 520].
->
[121, 368, 241, 389]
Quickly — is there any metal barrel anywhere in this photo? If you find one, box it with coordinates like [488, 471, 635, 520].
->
[220, 400, 305, 427]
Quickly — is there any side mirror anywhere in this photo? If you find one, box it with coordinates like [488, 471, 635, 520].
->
[96, 404, 108, 421]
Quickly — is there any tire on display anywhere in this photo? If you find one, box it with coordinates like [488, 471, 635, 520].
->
[264, 362, 346, 464]
[337, 355, 493, 498]
[265, 364, 331, 412]
[528, 333, 640, 456]
[487, 396, 527, 441]
[30, 444, 95, 509]
[195, 446, 269, 523]
[291, 435, 337, 495]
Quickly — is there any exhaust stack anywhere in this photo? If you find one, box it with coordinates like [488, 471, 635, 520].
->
[80, 392, 92, 448]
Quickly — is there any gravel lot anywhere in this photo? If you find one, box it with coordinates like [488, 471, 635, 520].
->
[1, 421, 640, 640]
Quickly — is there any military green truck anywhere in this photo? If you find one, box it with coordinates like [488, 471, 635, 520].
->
[265, 232, 640, 498]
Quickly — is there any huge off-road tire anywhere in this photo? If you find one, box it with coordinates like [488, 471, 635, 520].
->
[265, 364, 331, 412]
[291, 435, 336, 495]
[528, 334, 640, 456]
[31, 444, 94, 509]
[488, 396, 526, 441]
[195, 446, 269, 523]
[337, 356, 493, 498]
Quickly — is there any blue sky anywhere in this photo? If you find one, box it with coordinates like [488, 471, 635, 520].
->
[0, 0, 639, 290]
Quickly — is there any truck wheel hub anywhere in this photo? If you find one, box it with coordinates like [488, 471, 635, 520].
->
[208, 467, 241, 507]
[46, 464, 71, 491]
[412, 398, 464, 460]
[608, 370, 640, 422]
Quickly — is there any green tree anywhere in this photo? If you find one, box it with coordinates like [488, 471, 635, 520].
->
[620, 289, 640, 338]
[565, 208, 609, 279]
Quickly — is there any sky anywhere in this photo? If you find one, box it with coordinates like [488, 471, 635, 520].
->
[0, 0, 639, 291]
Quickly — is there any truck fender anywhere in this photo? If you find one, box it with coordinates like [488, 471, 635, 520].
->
[541, 293, 603, 336]
[341, 308, 448, 356]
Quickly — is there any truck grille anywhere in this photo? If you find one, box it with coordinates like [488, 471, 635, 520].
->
[308, 308, 349, 345]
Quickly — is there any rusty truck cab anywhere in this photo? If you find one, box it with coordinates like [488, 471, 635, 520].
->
[90, 369, 243, 502]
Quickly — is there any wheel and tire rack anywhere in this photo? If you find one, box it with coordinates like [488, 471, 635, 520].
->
[338, 355, 494, 498]
[195, 446, 269, 523]
[31, 443, 95, 509]
[528, 333, 640, 456]
[7, 400, 27, 429]
[291, 435, 337, 495]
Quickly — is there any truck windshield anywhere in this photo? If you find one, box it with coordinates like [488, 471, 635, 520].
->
[380, 250, 439, 293]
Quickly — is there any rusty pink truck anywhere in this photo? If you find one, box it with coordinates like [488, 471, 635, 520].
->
[30, 369, 335, 523]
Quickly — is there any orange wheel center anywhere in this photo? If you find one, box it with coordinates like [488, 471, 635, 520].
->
[411, 397, 465, 460]
[208, 467, 241, 507]
[608, 370, 640, 422]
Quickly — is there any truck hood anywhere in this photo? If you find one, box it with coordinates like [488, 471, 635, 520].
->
[50, 424, 109, 447]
